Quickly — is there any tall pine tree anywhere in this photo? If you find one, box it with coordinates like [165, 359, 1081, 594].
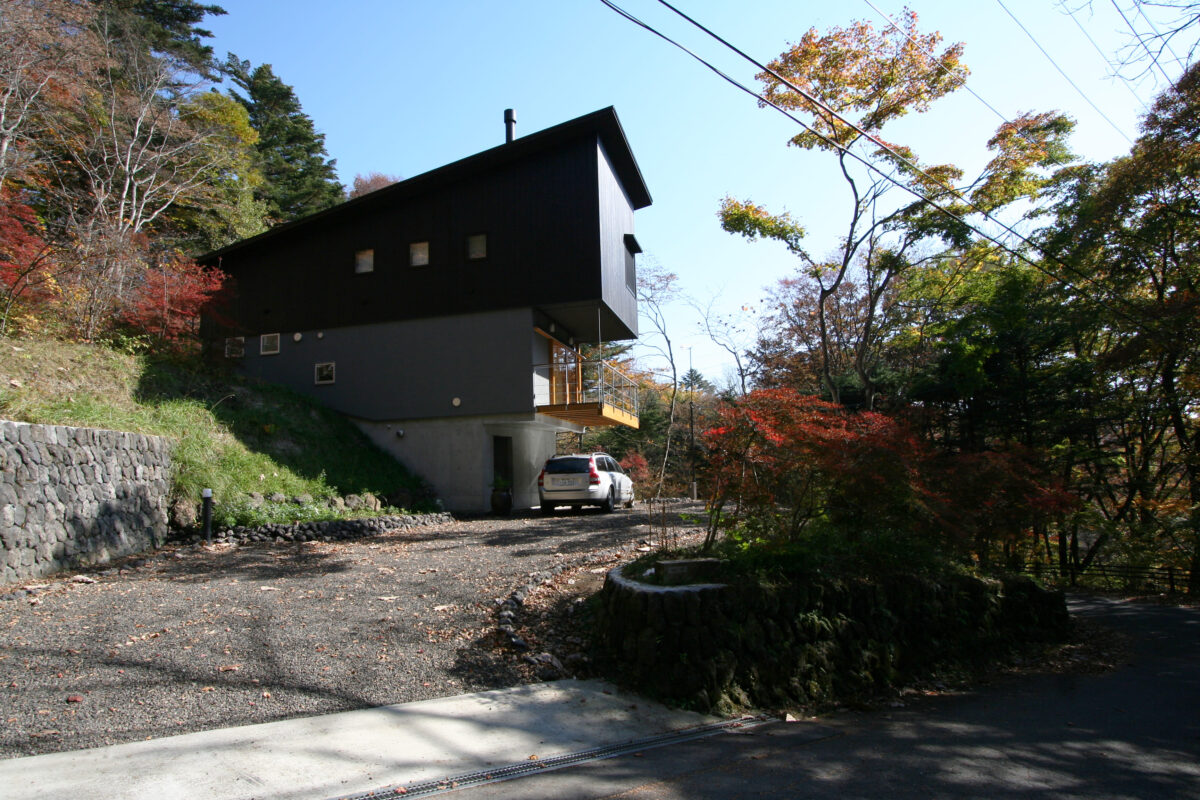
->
[224, 55, 343, 224]
[92, 0, 227, 77]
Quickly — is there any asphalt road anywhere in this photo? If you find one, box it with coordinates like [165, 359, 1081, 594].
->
[451, 595, 1200, 800]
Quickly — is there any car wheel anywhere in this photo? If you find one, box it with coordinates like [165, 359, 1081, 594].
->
[601, 487, 615, 513]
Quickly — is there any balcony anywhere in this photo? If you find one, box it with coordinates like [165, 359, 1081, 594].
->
[534, 359, 639, 428]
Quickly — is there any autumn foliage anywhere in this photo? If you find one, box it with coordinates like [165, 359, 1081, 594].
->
[0, 192, 57, 335]
[121, 254, 227, 348]
[618, 451, 652, 486]
[702, 388, 1072, 566]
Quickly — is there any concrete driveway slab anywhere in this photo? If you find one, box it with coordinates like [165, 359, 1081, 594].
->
[0, 679, 720, 800]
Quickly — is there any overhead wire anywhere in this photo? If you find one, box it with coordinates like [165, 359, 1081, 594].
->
[597, 0, 1148, 324]
[1109, 0, 1177, 86]
[1134, 0, 1187, 67]
[643, 0, 1120, 290]
[862, 0, 1019, 130]
[996, 0, 1135, 144]
[1060, 0, 1153, 113]
[647, 0, 1060, 257]
[599, 0, 1028, 257]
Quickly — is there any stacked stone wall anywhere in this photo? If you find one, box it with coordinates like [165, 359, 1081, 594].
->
[0, 420, 171, 583]
[597, 566, 1069, 714]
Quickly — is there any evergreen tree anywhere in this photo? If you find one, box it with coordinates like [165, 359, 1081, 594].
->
[224, 55, 343, 223]
[93, 0, 226, 77]
[680, 368, 712, 393]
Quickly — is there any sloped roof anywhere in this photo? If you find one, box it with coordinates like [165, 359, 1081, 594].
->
[204, 106, 651, 261]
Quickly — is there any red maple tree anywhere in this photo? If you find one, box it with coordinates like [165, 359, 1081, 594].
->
[0, 192, 59, 336]
[122, 254, 227, 348]
[702, 387, 1073, 565]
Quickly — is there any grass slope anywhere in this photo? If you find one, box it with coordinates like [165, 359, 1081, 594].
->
[0, 338, 431, 526]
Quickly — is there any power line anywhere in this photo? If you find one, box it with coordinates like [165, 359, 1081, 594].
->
[1060, 0, 1154, 113]
[996, 0, 1135, 144]
[645, 0, 1088, 277]
[862, 0, 1019, 131]
[1109, 0, 1176, 86]
[595, 3, 1041, 266]
[597, 0, 1147, 327]
[1134, 0, 1187, 67]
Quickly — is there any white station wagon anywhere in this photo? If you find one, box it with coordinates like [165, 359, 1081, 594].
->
[538, 453, 634, 514]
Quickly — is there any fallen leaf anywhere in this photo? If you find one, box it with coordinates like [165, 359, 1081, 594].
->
[65, 695, 83, 704]
[218, 664, 241, 673]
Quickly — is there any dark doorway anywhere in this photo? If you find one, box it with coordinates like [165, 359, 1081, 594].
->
[493, 436, 514, 487]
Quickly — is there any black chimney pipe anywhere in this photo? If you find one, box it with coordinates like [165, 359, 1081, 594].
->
[504, 108, 516, 143]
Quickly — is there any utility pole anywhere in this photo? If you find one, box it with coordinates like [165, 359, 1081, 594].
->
[686, 347, 696, 501]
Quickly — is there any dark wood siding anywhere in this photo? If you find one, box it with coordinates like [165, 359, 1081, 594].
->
[597, 140, 638, 338]
[213, 137, 604, 337]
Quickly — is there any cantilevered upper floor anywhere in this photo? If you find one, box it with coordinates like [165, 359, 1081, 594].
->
[201, 107, 651, 349]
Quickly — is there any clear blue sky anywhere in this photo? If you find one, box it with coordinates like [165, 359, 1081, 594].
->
[205, 0, 1192, 386]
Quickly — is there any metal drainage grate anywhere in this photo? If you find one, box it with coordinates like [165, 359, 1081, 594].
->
[330, 715, 771, 799]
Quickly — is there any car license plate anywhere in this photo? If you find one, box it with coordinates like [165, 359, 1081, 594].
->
[553, 478, 573, 487]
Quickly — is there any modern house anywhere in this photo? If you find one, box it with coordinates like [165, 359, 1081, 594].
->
[201, 107, 651, 512]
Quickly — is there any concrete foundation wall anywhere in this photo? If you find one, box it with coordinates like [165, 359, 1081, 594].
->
[355, 414, 573, 512]
[0, 420, 171, 584]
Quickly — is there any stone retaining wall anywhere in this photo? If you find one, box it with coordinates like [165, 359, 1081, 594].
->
[193, 512, 456, 546]
[597, 565, 1069, 713]
[1, 420, 172, 583]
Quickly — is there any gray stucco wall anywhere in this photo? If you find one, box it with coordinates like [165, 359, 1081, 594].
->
[1, 420, 171, 584]
[233, 307, 536, 422]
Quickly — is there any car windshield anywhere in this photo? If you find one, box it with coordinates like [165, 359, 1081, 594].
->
[545, 457, 591, 474]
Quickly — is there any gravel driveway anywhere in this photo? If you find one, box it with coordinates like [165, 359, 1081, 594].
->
[0, 505, 700, 758]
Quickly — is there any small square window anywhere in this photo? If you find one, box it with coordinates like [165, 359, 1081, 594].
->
[466, 233, 487, 261]
[224, 336, 244, 358]
[409, 241, 429, 267]
[355, 249, 374, 273]
[260, 332, 280, 355]
[314, 362, 336, 385]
